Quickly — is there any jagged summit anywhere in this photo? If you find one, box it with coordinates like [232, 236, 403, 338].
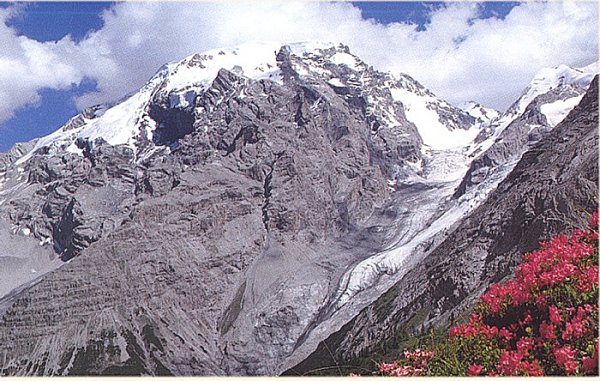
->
[10, 41, 483, 167]
[459, 101, 499, 124]
[505, 61, 597, 118]
[0, 39, 597, 376]
[453, 62, 597, 200]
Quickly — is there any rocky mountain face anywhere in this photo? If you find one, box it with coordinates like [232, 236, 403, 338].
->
[287, 75, 599, 375]
[455, 63, 596, 199]
[460, 101, 499, 124]
[0, 42, 596, 376]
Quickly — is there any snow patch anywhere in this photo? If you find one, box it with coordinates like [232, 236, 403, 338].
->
[327, 78, 345, 87]
[161, 42, 285, 96]
[540, 95, 584, 127]
[169, 89, 198, 109]
[390, 88, 480, 150]
[510, 63, 596, 116]
[460, 101, 499, 122]
[75, 89, 151, 148]
[287, 41, 337, 56]
[330, 52, 360, 70]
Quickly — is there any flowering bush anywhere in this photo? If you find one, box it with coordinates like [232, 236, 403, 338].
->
[377, 211, 599, 377]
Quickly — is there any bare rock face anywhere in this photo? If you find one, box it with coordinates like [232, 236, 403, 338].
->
[286, 76, 598, 373]
[0, 143, 136, 262]
[0, 41, 594, 376]
[0, 44, 437, 376]
[456, 79, 592, 198]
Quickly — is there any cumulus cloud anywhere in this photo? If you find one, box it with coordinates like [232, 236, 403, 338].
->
[0, 1, 597, 124]
[0, 6, 85, 123]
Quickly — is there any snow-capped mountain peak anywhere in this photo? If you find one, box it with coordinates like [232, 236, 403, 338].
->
[506, 61, 597, 117]
[387, 77, 480, 150]
[13, 42, 360, 164]
[459, 101, 500, 124]
[466, 61, 598, 159]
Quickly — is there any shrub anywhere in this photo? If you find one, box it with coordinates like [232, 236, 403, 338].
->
[376, 211, 599, 377]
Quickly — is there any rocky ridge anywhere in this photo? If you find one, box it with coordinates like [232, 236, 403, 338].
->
[0, 42, 596, 375]
[286, 75, 599, 374]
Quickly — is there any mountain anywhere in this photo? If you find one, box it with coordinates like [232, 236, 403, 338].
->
[459, 101, 499, 124]
[454, 62, 596, 199]
[287, 75, 598, 375]
[0, 42, 596, 376]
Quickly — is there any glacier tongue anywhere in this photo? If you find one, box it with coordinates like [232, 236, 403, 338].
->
[331, 61, 598, 313]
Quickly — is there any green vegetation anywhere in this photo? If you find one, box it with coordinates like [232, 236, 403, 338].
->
[365, 211, 599, 377]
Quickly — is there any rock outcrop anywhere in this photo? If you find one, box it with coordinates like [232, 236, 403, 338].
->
[286, 76, 598, 374]
[0, 41, 595, 376]
[0, 43, 435, 376]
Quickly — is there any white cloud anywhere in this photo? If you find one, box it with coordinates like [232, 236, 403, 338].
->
[0, 1, 597, 125]
[0, 6, 85, 123]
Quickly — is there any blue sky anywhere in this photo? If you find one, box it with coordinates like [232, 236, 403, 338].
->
[0, 1, 112, 151]
[0, 1, 596, 152]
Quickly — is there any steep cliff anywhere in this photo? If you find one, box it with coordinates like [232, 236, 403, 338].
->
[286, 76, 598, 375]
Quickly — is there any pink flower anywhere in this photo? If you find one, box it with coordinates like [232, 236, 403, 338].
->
[564, 360, 578, 375]
[390, 365, 414, 376]
[535, 294, 547, 308]
[348, 373, 361, 377]
[554, 346, 576, 367]
[496, 350, 524, 375]
[562, 311, 589, 340]
[520, 312, 533, 325]
[379, 362, 397, 373]
[582, 356, 597, 374]
[539, 321, 556, 340]
[467, 364, 484, 376]
[516, 338, 533, 355]
[521, 361, 544, 376]
[498, 327, 513, 341]
[549, 305, 562, 325]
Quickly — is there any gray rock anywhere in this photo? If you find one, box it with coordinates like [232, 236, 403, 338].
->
[0, 43, 593, 376]
[455, 84, 589, 198]
[285, 76, 598, 374]
[0, 44, 425, 376]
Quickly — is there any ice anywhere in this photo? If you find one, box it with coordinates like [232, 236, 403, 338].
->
[169, 90, 198, 109]
[390, 87, 480, 150]
[510, 62, 596, 116]
[75, 90, 151, 147]
[161, 42, 286, 95]
[540, 95, 584, 127]
[330, 52, 359, 70]
[460, 101, 499, 122]
[336, 186, 475, 306]
[422, 148, 472, 182]
[327, 78, 345, 87]
[15, 122, 81, 165]
[335, 143, 512, 307]
[286, 41, 337, 56]
[334, 63, 599, 308]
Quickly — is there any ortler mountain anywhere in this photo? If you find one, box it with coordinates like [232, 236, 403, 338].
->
[0, 42, 596, 376]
